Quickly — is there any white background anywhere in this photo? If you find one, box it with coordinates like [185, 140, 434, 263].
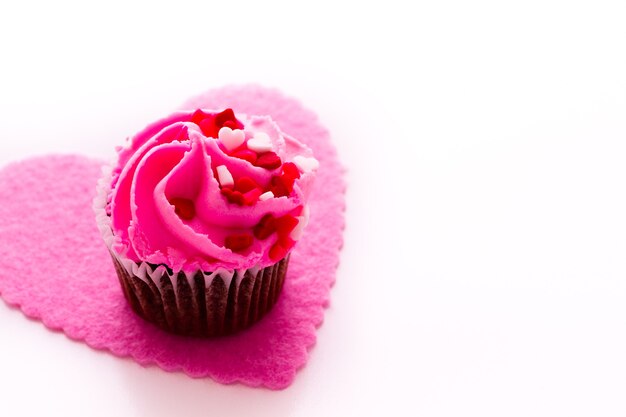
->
[1, 1, 625, 416]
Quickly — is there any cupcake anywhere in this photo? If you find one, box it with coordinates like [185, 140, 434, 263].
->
[94, 108, 318, 337]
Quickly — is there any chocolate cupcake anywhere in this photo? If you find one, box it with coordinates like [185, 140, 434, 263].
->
[94, 108, 318, 337]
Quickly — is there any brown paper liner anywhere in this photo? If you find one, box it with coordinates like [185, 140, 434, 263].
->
[111, 255, 290, 337]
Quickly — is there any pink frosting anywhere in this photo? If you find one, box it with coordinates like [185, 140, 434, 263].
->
[108, 109, 316, 272]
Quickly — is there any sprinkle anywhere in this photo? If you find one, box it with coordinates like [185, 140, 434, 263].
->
[242, 188, 263, 206]
[221, 188, 245, 205]
[254, 152, 282, 170]
[290, 219, 306, 241]
[274, 215, 299, 236]
[259, 191, 274, 201]
[253, 214, 276, 240]
[169, 198, 195, 220]
[293, 155, 319, 173]
[246, 132, 273, 153]
[270, 175, 290, 197]
[198, 119, 217, 138]
[278, 234, 296, 250]
[269, 240, 293, 261]
[218, 126, 246, 151]
[269, 242, 288, 261]
[191, 109, 219, 138]
[234, 176, 259, 193]
[191, 108, 243, 138]
[232, 149, 257, 164]
[281, 162, 301, 184]
[300, 205, 310, 225]
[191, 109, 209, 125]
[224, 233, 254, 252]
[216, 165, 234, 188]
[215, 108, 242, 130]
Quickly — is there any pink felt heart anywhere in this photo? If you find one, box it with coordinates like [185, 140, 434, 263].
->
[0, 85, 345, 390]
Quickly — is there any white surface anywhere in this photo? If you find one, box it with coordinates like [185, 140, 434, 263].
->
[1, 1, 625, 416]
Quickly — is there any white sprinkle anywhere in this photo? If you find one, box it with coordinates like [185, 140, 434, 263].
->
[216, 165, 234, 188]
[290, 218, 305, 241]
[293, 155, 320, 173]
[218, 126, 245, 151]
[246, 132, 273, 153]
[290, 206, 310, 240]
[259, 191, 275, 201]
[301, 205, 310, 227]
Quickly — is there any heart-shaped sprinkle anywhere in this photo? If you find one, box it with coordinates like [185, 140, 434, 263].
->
[269, 242, 289, 261]
[278, 234, 296, 250]
[242, 188, 263, 206]
[224, 233, 254, 252]
[254, 152, 282, 170]
[247, 132, 273, 153]
[269, 235, 295, 262]
[215, 108, 243, 130]
[270, 175, 291, 197]
[221, 188, 245, 205]
[290, 206, 309, 240]
[218, 127, 246, 151]
[191, 109, 210, 125]
[282, 162, 301, 183]
[259, 191, 274, 201]
[198, 118, 217, 138]
[253, 214, 277, 240]
[270, 175, 290, 197]
[216, 165, 234, 188]
[234, 176, 259, 193]
[290, 218, 306, 241]
[293, 155, 320, 173]
[232, 149, 257, 164]
[275, 215, 299, 237]
[169, 198, 195, 220]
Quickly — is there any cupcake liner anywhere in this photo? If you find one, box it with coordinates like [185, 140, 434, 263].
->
[111, 253, 289, 336]
[94, 164, 290, 337]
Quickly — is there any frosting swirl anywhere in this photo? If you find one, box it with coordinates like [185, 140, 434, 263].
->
[108, 109, 317, 272]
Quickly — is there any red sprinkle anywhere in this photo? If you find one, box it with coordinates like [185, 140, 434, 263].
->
[274, 215, 299, 236]
[278, 234, 296, 251]
[268, 163, 301, 197]
[215, 108, 242, 130]
[191, 109, 210, 125]
[232, 149, 257, 164]
[282, 162, 301, 184]
[221, 188, 245, 205]
[198, 119, 217, 137]
[170, 198, 195, 220]
[235, 176, 259, 193]
[242, 187, 263, 206]
[254, 152, 282, 170]
[224, 233, 254, 252]
[253, 214, 276, 240]
[269, 242, 289, 261]
[191, 108, 243, 138]
[270, 175, 290, 197]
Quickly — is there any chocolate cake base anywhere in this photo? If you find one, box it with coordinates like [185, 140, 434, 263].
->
[111, 255, 289, 337]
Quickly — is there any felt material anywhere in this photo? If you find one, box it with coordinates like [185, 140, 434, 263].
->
[0, 85, 345, 389]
